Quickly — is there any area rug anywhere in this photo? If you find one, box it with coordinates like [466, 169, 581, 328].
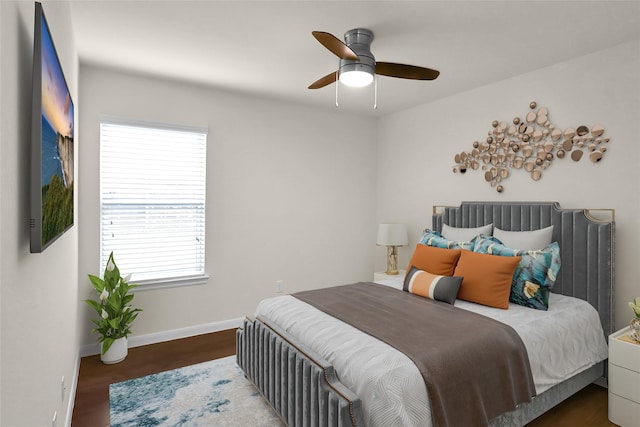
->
[109, 356, 285, 426]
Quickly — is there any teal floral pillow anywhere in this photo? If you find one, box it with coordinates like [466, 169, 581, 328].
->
[473, 235, 520, 256]
[420, 229, 477, 251]
[473, 236, 561, 311]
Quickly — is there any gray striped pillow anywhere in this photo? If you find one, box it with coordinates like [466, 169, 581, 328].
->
[403, 266, 463, 305]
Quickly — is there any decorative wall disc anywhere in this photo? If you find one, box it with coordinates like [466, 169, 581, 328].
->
[452, 101, 610, 192]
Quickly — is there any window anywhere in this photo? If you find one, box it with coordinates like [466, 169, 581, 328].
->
[100, 117, 207, 289]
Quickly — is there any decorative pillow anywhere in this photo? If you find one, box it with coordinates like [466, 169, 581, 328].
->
[441, 223, 493, 241]
[473, 236, 561, 311]
[493, 226, 553, 251]
[406, 244, 462, 277]
[403, 266, 463, 305]
[453, 250, 521, 309]
[419, 229, 476, 251]
[472, 235, 517, 256]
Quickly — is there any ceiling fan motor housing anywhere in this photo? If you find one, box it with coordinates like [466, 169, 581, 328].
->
[339, 28, 375, 78]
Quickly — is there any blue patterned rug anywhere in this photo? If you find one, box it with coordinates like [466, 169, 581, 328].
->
[109, 356, 285, 426]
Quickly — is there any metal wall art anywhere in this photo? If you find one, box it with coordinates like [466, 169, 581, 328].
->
[452, 101, 610, 192]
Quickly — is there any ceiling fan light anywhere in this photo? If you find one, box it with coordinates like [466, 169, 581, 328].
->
[339, 70, 373, 87]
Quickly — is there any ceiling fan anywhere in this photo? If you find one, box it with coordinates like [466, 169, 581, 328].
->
[308, 28, 440, 90]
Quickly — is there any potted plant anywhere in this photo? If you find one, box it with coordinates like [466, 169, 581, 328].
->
[86, 252, 142, 364]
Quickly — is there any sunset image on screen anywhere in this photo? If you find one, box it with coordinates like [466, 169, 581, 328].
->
[39, 14, 74, 246]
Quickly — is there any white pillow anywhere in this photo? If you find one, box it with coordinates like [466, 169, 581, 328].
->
[493, 226, 554, 251]
[441, 223, 493, 242]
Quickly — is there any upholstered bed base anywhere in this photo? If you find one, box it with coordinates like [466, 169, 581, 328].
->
[237, 201, 615, 426]
[236, 315, 364, 427]
[237, 315, 605, 427]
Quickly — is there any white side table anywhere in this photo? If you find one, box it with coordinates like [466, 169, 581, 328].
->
[608, 326, 640, 426]
[373, 270, 405, 283]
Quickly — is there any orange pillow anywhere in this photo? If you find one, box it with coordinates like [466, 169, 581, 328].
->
[406, 244, 462, 277]
[453, 250, 521, 309]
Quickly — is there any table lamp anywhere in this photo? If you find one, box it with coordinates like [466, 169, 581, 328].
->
[376, 223, 408, 275]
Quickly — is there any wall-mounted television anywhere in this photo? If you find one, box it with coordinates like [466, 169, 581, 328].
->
[30, 2, 74, 253]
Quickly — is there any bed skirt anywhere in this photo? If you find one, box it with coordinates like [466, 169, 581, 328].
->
[236, 315, 365, 427]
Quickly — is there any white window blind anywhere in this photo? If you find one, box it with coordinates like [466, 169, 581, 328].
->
[100, 118, 207, 286]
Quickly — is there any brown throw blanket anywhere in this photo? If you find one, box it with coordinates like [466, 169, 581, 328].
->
[293, 282, 536, 427]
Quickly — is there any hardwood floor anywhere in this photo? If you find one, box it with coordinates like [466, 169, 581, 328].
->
[527, 383, 615, 427]
[71, 329, 616, 426]
[71, 329, 236, 426]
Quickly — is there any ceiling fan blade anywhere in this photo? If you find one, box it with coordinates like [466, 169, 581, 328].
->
[375, 62, 440, 80]
[312, 31, 359, 61]
[308, 71, 338, 89]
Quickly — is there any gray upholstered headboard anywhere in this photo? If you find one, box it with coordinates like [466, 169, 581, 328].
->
[432, 201, 615, 337]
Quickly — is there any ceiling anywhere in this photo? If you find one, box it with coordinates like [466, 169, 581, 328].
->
[70, 1, 640, 116]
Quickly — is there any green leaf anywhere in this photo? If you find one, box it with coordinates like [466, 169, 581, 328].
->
[107, 298, 121, 313]
[88, 275, 105, 293]
[102, 337, 114, 355]
[85, 299, 102, 313]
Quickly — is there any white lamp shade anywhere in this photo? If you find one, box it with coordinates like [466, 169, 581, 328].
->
[376, 223, 408, 246]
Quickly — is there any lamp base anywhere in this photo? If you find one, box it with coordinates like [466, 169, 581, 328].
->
[385, 246, 400, 275]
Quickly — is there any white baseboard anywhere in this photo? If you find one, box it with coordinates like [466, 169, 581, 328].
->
[65, 353, 80, 427]
[79, 317, 244, 357]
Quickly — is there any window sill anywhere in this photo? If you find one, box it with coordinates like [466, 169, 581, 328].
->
[133, 274, 210, 292]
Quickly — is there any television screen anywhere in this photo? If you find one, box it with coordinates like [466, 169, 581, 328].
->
[30, 2, 74, 253]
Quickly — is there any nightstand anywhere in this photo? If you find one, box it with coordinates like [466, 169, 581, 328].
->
[373, 271, 405, 282]
[608, 326, 640, 426]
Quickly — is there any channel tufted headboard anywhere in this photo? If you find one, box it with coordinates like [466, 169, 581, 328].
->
[432, 201, 615, 337]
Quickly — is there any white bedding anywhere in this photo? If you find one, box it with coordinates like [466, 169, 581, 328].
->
[254, 279, 608, 427]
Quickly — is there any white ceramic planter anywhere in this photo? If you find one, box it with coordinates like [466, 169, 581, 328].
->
[101, 337, 128, 364]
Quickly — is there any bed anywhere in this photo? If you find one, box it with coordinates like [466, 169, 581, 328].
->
[236, 201, 615, 427]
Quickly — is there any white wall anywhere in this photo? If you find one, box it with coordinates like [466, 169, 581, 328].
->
[1, 2, 636, 422]
[376, 39, 640, 332]
[0, 1, 79, 426]
[78, 66, 377, 345]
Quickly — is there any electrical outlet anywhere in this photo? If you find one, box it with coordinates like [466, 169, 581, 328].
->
[61, 376, 65, 401]
[275, 280, 284, 293]
[52, 411, 57, 427]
